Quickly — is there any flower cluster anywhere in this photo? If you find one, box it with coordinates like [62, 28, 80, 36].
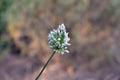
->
[48, 23, 70, 54]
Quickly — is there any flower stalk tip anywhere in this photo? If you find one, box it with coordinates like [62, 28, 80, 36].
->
[35, 23, 70, 80]
[48, 23, 70, 54]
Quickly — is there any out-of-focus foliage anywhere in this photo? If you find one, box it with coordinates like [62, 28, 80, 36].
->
[0, 0, 12, 16]
[2, 0, 120, 64]
[0, 0, 120, 79]
[0, 0, 12, 51]
[106, 0, 120, 17]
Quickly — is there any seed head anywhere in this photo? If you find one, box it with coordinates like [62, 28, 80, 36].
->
[48, 23, 70, 54]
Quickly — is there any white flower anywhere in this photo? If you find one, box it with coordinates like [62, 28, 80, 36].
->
[48, 23, 70, 54]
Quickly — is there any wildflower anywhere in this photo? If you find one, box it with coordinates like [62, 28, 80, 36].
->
[48, 23, 70, 54]
[35, 23, 70, 80]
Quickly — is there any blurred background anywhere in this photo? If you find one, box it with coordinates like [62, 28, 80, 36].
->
[0, 0, 120, 80]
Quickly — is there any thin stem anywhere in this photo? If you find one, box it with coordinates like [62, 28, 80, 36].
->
[35, 51, 56, 80]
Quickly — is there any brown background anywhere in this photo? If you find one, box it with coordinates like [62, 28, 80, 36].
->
[0, 0, 120, 80]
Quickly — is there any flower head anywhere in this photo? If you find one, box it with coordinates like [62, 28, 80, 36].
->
[48, 23, 70, 54]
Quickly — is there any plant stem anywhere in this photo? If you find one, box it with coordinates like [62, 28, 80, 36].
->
[35, 51, 56, 80]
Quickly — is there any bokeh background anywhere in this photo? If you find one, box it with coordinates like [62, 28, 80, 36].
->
[0, 0, 120, 80]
